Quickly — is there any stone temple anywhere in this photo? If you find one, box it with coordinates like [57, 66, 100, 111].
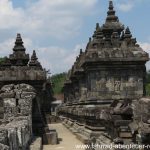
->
[59, 1, 150, 148]
[0, 1, 150, 150]
[0, 34, 54, 149]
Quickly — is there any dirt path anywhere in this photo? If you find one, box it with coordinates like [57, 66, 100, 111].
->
[43, 123, 85, 150]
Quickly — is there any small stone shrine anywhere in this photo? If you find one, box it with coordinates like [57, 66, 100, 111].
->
[59, 1, 150, 149]
[0, 34, 54, 149]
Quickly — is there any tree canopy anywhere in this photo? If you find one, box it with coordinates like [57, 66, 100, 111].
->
[51, 72, 67, 95]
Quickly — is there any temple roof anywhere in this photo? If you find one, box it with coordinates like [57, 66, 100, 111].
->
[102, 1, 124, 35]
[9, 33, 29, 66]
[84, 0, 149, 62]
[13, 33, 26, 52]
[69, 0, 149, 77]
[29, 50, 42, 69]
[1, 34, 43, 69]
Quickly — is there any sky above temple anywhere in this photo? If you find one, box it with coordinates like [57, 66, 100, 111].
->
[0, 0, 150, 74]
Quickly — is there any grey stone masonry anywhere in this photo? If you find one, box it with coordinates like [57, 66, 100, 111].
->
[0, 33, 54, 138]
[59, 1, 150, 149]
[0, 84, 36, 150]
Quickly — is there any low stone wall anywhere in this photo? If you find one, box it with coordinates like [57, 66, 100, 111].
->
[0, 84, 36, 150]
[61, 97, 150, 150]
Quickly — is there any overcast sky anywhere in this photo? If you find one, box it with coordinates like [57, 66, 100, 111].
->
[0, 0, 150, 74]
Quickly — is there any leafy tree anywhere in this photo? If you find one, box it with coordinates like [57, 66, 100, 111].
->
[50, 72, 67, 95]
[146, 84, 150, 96]
[0, 57, 5, 64]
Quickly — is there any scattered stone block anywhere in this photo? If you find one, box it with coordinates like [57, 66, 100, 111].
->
[43, 129, 58, 145]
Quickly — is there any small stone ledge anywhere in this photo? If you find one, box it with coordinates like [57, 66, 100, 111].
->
[29, 137, 42, 150]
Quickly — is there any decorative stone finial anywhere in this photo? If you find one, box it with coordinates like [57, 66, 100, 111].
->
[106, 0, 118, 22]
[13, 33, 25, 52]
[101, 1, 124, 37]
[125, 27, 131, 34]
[89, 37, 91, 42]
[109, 1, 114, 10]
[96, 23, 100, 30]
[9, 33, 29, 66]
[124, 27, 132, 38]
[29, 50, 42, 68]
[31, 50, 38, 61]
[80, 49, 83, 55]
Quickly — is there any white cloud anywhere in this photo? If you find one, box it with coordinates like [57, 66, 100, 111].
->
[0, 0, 24, 29]
[0, 0, 98, 39]
[117, 2, 134, 12]
[0, 0, 98, 74]
[140, 42, 150, 54]
[139, 42, 150, 70]
[37, 44, 85, 74]
[115, 0, 149, 12]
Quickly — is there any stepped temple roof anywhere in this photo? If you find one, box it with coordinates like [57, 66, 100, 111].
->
[69, 0, 149, 77]
[9, 33, 30, 66]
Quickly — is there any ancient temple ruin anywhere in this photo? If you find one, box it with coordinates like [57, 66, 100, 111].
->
[59, 1, 150, 149]
[0, 34, 54, 149]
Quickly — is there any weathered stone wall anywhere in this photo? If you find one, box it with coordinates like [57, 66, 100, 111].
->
[130, 98, 150, 145]
[0, 33, 53, 149]
[60, 1, 149, 149]
[0, 84, 36, 150]
[0, 67, 46, 82]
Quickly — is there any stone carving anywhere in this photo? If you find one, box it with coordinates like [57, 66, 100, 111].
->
[96, 77, 107, 91]
[80, 87, 87, 100]
[114, 80, 121, 91]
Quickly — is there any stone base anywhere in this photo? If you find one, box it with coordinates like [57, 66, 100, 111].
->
[43, 128, 58, 145]
[95, 135, 113, 150]
[63, 120, 107, 145]
[30, 137, 42, 150]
